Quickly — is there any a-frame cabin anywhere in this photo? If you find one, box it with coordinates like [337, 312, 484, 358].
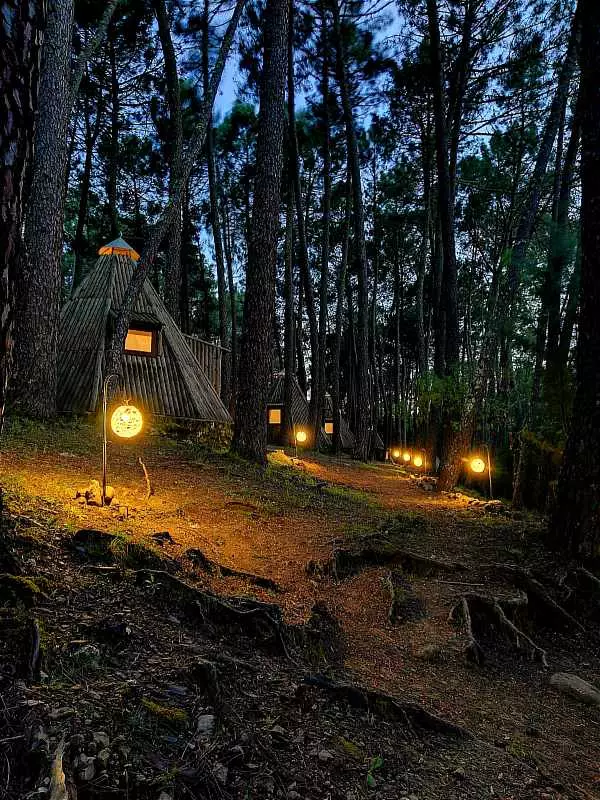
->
[57, 238, 231, 423]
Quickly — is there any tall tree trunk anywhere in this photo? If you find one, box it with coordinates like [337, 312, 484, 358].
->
[549, 0, 600, 559]
[332, 0, 370, 460]
[202, 0, 230, 405]
[332, 183, 351, 454]
[296, 283, 307, 394]
[73, 80, 103, 291]
[427, 0, 459, 371]
[106, 0, 246, 377]
[222, 197, 238, 412]
[288, 0, 319, 428]
[1, 0, 45, 429]
[315, 1, 331, 438]
[107, 27, 120, 238]
[283, 185, 295, 444]
[13, 0, 74, 419]
[155, 0, 184, 325]
[504, 5, 581, 320]
[231, 0, 289, 463]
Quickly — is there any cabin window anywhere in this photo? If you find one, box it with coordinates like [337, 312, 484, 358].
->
[268, 407, 282, 424]
[325, 421, 334, 435]
[125, 328, 156, 355]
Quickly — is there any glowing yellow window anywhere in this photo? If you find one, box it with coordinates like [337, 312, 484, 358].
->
[125, 328, 155, 355]
[268, 407, 282, 424]
[324, 421, 334, 435]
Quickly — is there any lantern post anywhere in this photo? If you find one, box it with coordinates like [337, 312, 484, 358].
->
[102, 373, 119, 506]
[102, 373, 143, 505]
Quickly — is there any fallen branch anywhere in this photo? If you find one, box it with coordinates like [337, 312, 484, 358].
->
[138, 457, 154, 499]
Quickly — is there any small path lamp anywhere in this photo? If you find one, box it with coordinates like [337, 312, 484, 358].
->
[102, 373, 143, 505]
[402, 450, 412, 464]
[294, 427, 307, 458]
[412, 448, 427, 470]
[391, 447, 401, 462]
[469, 444, 493, 499]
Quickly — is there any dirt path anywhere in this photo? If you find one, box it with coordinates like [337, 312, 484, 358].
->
[1, 426, 599, 797]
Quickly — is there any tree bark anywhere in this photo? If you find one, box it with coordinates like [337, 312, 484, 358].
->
[231, 0, 289, 463]
[107, 27, 120, 238]
[0, 0, 45, 429]
[283, 184, 295, 444]
[202, 0, 230, 405]
[155, 0, 184, 325]
[426, 0, 459, 371]
[315, 0, 331, 438]
[13, 0, 74, 419]
[288, 0, 319, 430]
[332, 0, 370, 460]
[73, 77, 103, 291]
[549, 0, 600, 559]
[332, 182, 351, 454]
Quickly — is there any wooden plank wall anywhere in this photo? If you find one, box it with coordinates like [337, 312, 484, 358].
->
[184, 335, 226, 397]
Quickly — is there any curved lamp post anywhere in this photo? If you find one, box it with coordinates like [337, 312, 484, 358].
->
[102, 373, 143, 505]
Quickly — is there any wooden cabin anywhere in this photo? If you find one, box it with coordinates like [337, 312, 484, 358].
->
[57, 238, 231, 424]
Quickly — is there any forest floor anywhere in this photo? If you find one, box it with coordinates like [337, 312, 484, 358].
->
[1, 417, 599, 800]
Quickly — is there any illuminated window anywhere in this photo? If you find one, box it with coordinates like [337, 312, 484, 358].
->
[268, 407, 282, 424]
[125, 328, 155, 355]
[324, 421, 334, 435]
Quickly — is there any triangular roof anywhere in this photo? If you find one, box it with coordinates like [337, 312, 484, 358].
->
[58, 245, 231, 422]
[98, 238, 140, 260]
[269, 374, 329, 450]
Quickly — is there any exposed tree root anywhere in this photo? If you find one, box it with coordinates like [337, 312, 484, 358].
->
[301, 674, 471, 739]
[186, 547, 281, 592]
[450, 592, 548, 667]
[135, 570, 341, 667]
[385, 570, 426, 624]
[494, 564, 585, 632]
[308, 544, 466, 581]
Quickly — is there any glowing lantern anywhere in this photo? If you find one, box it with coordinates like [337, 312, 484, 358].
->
[296, 430, 307, 444]
[391, 448, 400, 459]
[402, 451, 411, 462]
[325, 421, 334, 435]
[110, 404, 143, 439]
[470, 457, 486, 474]
[413, 454, 423, 468]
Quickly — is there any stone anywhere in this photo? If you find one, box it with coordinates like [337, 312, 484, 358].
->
[93, 731, 110, 749]
[270, 724, 287, 738]
[96, 749, 110, 770]
[549, 672, 600, 706]
[77, 756, 95, 782]
[318, 749, 334, 763]
[213, 763, 228, 785]
[196, 714, 216, 738]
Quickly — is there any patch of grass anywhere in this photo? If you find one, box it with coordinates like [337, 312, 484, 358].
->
[0, 574, 45, 608]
